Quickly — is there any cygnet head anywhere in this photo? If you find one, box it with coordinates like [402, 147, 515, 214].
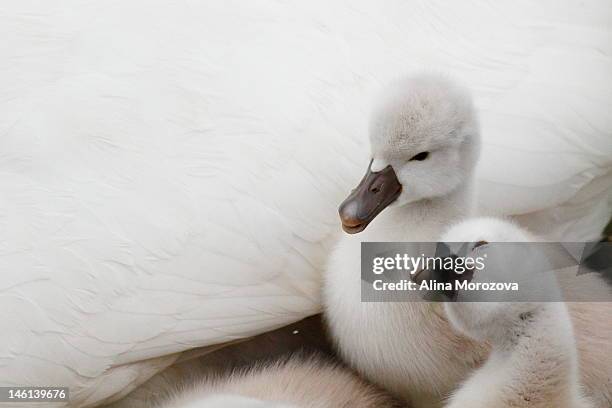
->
[440, 217, 538, 243]
[439, 217, 560, 342]
[339, 73, 480, 233]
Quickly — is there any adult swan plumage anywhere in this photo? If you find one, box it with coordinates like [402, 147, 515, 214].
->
[1, 1, 610, 406]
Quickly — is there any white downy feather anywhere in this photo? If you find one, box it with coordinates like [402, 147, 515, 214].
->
[0, 1, 610, 406]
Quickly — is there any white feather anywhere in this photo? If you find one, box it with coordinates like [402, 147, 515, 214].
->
[0, 1, 610, 406]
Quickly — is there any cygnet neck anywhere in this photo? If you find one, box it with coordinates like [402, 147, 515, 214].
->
[359, 181, 475, 242]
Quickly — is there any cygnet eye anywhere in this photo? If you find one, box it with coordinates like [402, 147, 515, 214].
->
[409, 151, 429, 161]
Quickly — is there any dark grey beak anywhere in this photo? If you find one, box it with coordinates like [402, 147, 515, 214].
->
[338, 160, 402, 234]
[411, 244, 478, 301]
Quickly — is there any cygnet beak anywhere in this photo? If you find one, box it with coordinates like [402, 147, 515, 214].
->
[338, 160, 402, 234]
[424, 254, 476, 301]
